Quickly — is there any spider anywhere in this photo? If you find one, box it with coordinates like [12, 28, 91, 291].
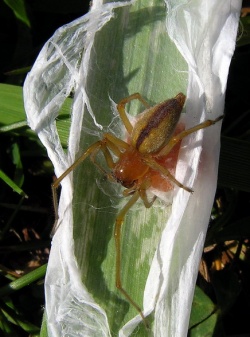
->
[52, 92, 223, 325]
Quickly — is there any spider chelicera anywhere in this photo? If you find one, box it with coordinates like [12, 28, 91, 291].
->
[52, 92, 222, 324]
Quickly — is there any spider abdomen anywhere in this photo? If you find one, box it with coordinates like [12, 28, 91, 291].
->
[131, 93, 186, 154]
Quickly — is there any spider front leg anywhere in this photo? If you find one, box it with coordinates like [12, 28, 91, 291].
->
[51, 141, 104, 227]
[117, 93, 150, 135]
[52, 133, 129, 227]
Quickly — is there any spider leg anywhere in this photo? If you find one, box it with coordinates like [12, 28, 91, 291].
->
[139, 188, 157, 208]
[122, 178, 157, 208]
[143, 156, 193, 193]
[90, 139, 116, 174]
[114, 189, 149, 326]
[51, 141, 103, 227]
[158, 115, 223, 157]
[136, 177, 157, 208]
[104, 133, 129, 152]
[90, 134, 130, 181]
[117, 93, 150, 135]
[52, 132, 130, 227]
[102, 134, 128, 161]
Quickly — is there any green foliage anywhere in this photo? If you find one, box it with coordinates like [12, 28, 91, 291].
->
[4, 0, 30, 27]
[238, 16, 250, 47]
[189, 286, 218, 337]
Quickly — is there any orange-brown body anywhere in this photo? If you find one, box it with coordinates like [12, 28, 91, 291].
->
[113, 123, 184, 191]
[113, 93, 185, 192]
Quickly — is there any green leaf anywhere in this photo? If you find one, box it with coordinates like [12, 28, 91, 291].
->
[3, 0, 31, 27]
[11, 142, 24, 187]
[72, 0, 187, 333]
[4, 66, 31, 76]
[0, 84, 26, 126]
[0, 299, 40, 334]
[39, 312, 48, 337]
[189, 286, 218, 337]
[237, 16, 250, 47]
[0, 83, 71, 148]
[0, 169, 27, 197]
[0, 308, 19, 336]
[0, 264, 47, 297]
